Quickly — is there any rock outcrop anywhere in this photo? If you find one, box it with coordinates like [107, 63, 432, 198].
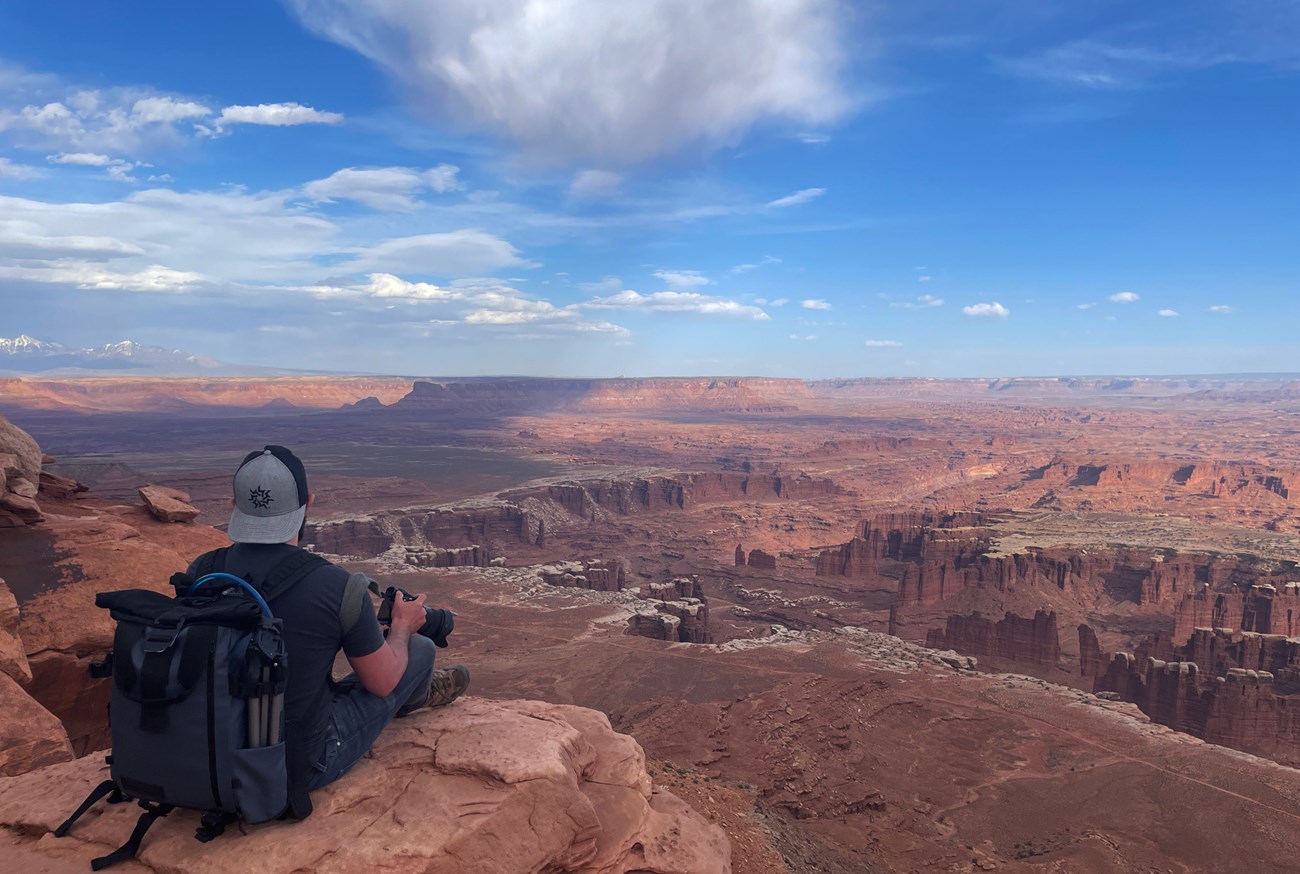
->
[0, 698, 731, 873]
[629, 578, 712, 644]
[540, 559, 627, 592]
[744, 549, 777, 571]
[1090, 626, 1300, 768]
[138, 484, 200, 523]
[0, 576, 74, 777]
[1, 415, 44, 527]
[403, 544, 489, 568]
[924, 610, 1061, 668]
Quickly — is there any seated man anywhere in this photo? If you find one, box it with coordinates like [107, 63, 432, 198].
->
[188, 445, 469, 813]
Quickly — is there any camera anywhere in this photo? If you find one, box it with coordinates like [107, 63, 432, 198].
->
[376, 585, 455, 647]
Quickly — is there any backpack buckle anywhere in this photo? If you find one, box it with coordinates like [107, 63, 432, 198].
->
[142, 624, 182, 653]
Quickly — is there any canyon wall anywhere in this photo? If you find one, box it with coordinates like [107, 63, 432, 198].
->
[1089, 626, 1300, 767]
[925, 610, 1061, 668]
[391, 376, 809, 415]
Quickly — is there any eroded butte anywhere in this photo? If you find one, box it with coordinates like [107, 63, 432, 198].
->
[7, 373, 1300, 871]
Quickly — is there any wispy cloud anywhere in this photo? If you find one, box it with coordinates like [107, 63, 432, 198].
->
[789, 333, 818, 341]
[1108, 291, 1140, 303]
[1077, 302, 1096, 310]
[1158, 308, 1179, 317]
[578, 276, 623, 294]
[801, 298, 832, 310]
[585, 289, 769, 320]
[302, 165, 461, 211]
[863, 339, 901, 347]
[892, 294, 944, 309]
[996, 40, 1220, 90]
[0, 69, 339, 154]
[568, 169, 623, 199]
[1209, 304, 1236, 314]
[962, 302, 1009, 317]
[730, 255, 782, 274]
[754, 297, 789, 306]
[768, 187, 826, 208]
[654, 269, 710, 289]
[0, 157, 42, 179]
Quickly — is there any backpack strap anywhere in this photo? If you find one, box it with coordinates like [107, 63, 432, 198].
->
[174, 547, 229, 597]
[194, 547, 229, 577]
[256, 550, 331, 603]
[339, 573, 371, 635]
[54, 779, 118, 838]
[90, 800, 173, 871]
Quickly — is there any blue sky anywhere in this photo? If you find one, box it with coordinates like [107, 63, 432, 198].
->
[0, 0, 1296, 378]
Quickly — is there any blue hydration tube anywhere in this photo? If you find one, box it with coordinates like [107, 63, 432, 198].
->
[191, 573, 273, 618]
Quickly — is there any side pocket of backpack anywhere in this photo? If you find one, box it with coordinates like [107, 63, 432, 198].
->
[229, 742, 288, 823]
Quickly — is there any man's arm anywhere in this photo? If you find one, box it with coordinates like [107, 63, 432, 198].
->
[345, 592, 427, 697]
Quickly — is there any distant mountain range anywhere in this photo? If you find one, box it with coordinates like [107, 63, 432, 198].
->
[0, 334, 251, 375]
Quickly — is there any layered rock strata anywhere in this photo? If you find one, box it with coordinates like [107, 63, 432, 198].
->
[1088, 625, 1300, 767]
[539, 559, 626, 592]
[924, 610, 1061, 668]
[628, 578, 712, 644]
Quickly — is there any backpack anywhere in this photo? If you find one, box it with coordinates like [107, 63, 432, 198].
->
[55, 548, 367, 870]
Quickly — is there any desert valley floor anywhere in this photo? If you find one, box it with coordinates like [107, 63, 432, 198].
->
[8, 374, 1300, 871]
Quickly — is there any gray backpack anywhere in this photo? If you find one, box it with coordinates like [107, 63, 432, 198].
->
[55, 550, 333, 870]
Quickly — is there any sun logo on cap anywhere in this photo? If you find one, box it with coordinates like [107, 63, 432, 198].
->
[248, 486, 274, 509]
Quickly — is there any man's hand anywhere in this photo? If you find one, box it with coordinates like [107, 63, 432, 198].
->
[391, 592, 427, 635]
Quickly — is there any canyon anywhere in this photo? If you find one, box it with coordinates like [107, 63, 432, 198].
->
[8, 374, 1300, 870]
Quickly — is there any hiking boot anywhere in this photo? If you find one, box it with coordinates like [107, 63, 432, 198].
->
[421, 665, 471, 710]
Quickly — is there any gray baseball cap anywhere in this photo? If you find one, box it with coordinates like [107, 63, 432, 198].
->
[228, 446, 309, 543]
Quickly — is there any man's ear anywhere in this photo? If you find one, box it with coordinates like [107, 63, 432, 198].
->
[306, 493, 315, 510]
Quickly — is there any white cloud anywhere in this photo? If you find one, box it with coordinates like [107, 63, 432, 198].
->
[215, 103, 343, 129]
[1158, 308, 1179, 317]
[1108, 291, 1140, 303]
[344, 229, 531, 275]
[892, 293, 944, 309]
[0, 157, 42, 179]
[46, 151, 140, 181]
[918, 275, 932, 282]
[302, 165, 462, 211]
[327, 273, 629, 335]
[585, 289, 769, 320]
[863, 339, 902, 347]
[47, 152, 113, 166]
[568, 169, 623, 198]
[1077, 302, 1096, 310]
[962, 302, 1010, 317]
[1209, 305, 1236, 314]
[754, 297, 789, 307]
[0, 220, 144, 260]
[0, 84, 213, 154]
[767, 187, 826, 208]
[797, 132, 830, 144]
[654, 269, 710, 289]
[789, 333, 817, 341]
[801, 298, 832, 310]
[285, 0, 852, 164]
[130, 96, 210, 124]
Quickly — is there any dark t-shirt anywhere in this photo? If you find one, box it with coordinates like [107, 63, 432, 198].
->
[187, 543, 385, 791]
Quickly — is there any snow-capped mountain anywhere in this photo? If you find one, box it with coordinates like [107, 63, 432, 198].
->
[0, 334, 231, 374]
